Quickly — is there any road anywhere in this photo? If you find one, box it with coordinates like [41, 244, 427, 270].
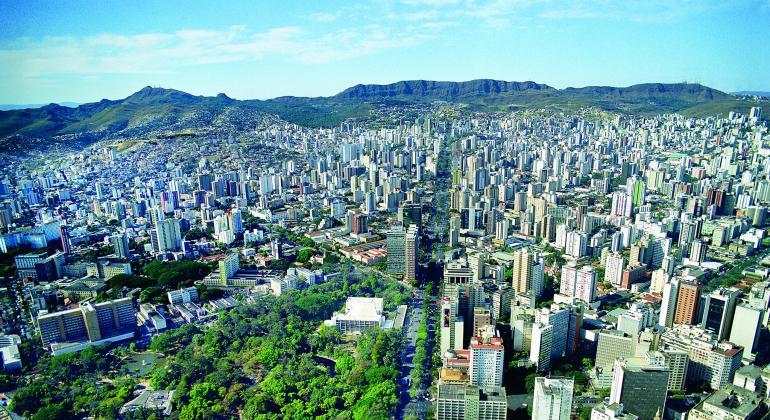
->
[396, 135, 454, 419]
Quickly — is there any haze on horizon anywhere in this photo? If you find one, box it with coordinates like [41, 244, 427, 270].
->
[1, 0, 769, 104]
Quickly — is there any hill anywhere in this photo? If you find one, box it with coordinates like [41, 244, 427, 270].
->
[0, 80, 764, 154]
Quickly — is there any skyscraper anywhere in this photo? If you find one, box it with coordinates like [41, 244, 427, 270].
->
[532, 376, 574, 420]
[469, 337, 504, 387]
[700, 288, 739, 340]
[386, 225, 406, 275]
[155, 218, 181, 253]
[673, 280, 701, 325]
[404, 224, 419, 282]
[609, 354, 670, 419]
[111, 233, 131, 259]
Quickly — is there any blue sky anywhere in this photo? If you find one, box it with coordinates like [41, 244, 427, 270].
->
[1, 0, 769, 103]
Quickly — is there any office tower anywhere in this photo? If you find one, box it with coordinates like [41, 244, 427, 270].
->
[530, 322, 553, 372]
[111, 233, 131, 259]
[659, 279, 680, 327]
[560, 264, 596, 303]
[565, 231, 587, 257]
[649, 269, 668, 294]
[610, 192, 632, 218]
[468, 337, 504, 387]
[536, 304, 570, 359]
[398, 202, 422, 231]
[595, 330, 635, 370]
[14, 252, 62, 282]
[37, 298, 136, 354]
[512, 248, 533, 294]
[510, 306, 534, 352]
[700, 288, 739, 340]
[60, 224, 72, 254]
[673, 281, 702, 325]
[472, 308, 493, 337]
[490, 285, 514, 322]
[351, 213, 368, 235]
[386, 225, 406, 275]
[436, 384, 507, 420]
[604, 253, 625, 286]
[155, 218, 181, 252]
[662, 349, 689, 391]
[404, 224, 419, 282]
[440, 297, 465, 355]
[689, 240, 707, 264]
[609, 355, 670, 419]
[728, 303, 763, 361]
[532, 377, 574, 420]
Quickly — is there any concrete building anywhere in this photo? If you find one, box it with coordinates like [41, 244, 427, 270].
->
[728, 303, 763, 362]
[36, 297, 136, 355]
[330, 297, 384, 334]
[167, 286, 199, 305]
[673, 280, 702, 325]
[660, 325, 744, 390]
[609, 354, 670, 420]
[590, 402, 638, 420]
[689, 384, 766, 420]
[469, 336, 504, 387]
[560, 264, 597, 303]
[532, 376, 574, 420]
[700, 288, 739, 340]
[435, 384, 507, 420]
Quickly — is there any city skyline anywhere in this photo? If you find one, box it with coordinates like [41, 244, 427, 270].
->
[2, 0, 770, 104]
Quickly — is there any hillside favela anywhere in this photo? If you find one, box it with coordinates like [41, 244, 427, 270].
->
[0, 1, 769, 419]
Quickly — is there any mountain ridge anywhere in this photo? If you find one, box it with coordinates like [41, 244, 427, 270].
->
[0, 79, 765, 154]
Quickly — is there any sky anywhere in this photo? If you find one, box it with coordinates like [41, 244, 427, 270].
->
[1, 0, 769, 104]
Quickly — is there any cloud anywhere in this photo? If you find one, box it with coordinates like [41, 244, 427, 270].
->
[0, 21, 440, 79]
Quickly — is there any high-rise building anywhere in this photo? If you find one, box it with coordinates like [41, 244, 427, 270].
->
[660, 325, 744, 390]
[536, 304, 570, 360]
[673, 280, 702, 325]
[472, 308, 493, 337]
[689, 240, 707, 264]
[351, 213, 368, 235]
[111, 233, 131, 259]
[37, 298, 136, 355]
[469, 337, 504, 387]
[404, 224, 419, 282]
[532, 377, 574, 420]
[155, 218, 181, 252]
[440, 297, 465, 355]
[609, 354, 670, 419]
[728, 303, 763, 362]
[659, 278, 680, 327]
[387, 224, 418, 281]
[60, 224, 72, 254]
[604, 253, 625, 286]
[436, 384, 507, 420]
[398, 202, 422, 231]
[565, 231, 587, 258]
[662, 349, 689, 391]
[530, 322, 553, 372]
[595, 330, 635, 374]
[700, 288, 739, 340]
[512, 248, 533, 295]
[560, 264, 596, 303]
